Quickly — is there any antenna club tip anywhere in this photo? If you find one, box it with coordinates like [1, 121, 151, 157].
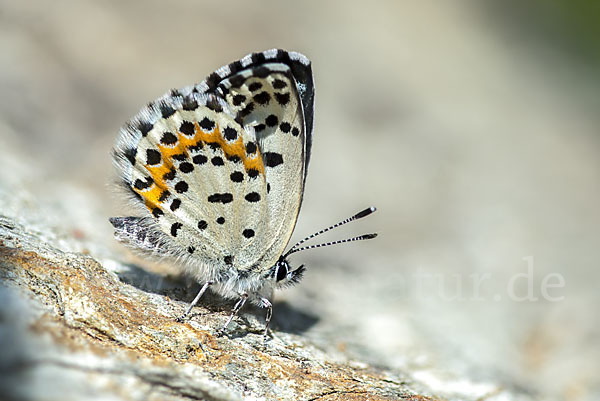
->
[355, 206, 377, 219]
[363, 233, 378, 240]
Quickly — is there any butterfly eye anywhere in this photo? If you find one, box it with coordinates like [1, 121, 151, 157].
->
[275, 262, 288, 282]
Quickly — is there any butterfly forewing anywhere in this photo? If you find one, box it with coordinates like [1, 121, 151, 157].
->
[214, 64, 307, 269]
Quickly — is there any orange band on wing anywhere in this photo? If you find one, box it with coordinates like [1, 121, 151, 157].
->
[193, 122, 265, 176]
[133, 119, 265, 213]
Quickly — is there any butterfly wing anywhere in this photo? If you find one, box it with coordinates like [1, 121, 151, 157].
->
[111, 49, 314, 280]
[200, 50, 315, 271]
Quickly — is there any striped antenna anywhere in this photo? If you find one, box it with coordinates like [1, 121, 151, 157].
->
[285, 233, 377, 256]
[284, 206, 377, 258]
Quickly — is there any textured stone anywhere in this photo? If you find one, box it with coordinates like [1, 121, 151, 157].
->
[0, 213, 429, 401]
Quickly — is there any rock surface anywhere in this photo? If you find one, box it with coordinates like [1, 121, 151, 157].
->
[0, 185, 426, 401]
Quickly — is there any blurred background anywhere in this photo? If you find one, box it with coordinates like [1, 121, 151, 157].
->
[1, 1, 599, 400]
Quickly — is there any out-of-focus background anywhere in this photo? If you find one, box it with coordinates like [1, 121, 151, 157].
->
[1, 1, 599, 400]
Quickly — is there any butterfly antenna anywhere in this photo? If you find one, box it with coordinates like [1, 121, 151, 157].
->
[285, 233, 377, 256]
[284, 206, 377, 257]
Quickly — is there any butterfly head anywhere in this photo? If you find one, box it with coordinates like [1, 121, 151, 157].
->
[270, 257, 306, 287]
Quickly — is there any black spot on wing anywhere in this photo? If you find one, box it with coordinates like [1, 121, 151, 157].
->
[245, 192, 261, 202]
[193, 155, 208, 165]
[160, 104, 176, 119]
[248, 82, 262, 92]
[170, 198, 181, 211]
[175, 181, 188, 193]
[134, 177, 153, 190]
[179, 121, 195, 136]
[230, 171, 244, 182]
[138, 121, 153, 137]
[245, 142, 257, 154]
[161, 132, 178, 145]
[279, 122, 291, 133]
[223, 127, 238, 141]
[228, 74, 245, 88]
[170, 222, 182, 237]
[124, 147, 137, 165]
[253, 91, 271, 105]
[146, 149, 161, 165]
[199, 117, 215, 131]
[182, 99, 198, 111]
[179, 162, 194, 173]
[208, 193, 233, 204]
[263, 152, 283, 167]
[232, 94, 246, 106]
[265, 114, 278, 127]
[274, 92, 290, 105]
[273, 79, 287, 89]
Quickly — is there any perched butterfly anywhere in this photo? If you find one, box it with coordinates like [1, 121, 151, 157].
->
[110, 49, 376, 336]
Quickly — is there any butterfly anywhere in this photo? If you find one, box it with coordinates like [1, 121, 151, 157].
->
[109, 49, 376, 337]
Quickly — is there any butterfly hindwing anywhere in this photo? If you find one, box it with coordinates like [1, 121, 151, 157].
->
[112, 49, 314, 277]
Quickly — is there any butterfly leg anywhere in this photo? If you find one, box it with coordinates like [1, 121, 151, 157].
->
[260, 297, 273, 339]
[217, 293, 248, 336]
[176, 281, 213, 322]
